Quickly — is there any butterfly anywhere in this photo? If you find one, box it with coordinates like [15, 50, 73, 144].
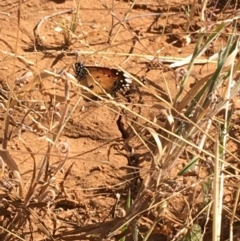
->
[74, 62, 139, 98]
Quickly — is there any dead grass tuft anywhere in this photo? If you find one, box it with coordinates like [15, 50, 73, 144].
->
[0, 0, 240, 240]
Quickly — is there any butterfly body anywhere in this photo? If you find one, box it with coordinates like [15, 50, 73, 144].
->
[74, 62, 134, 97]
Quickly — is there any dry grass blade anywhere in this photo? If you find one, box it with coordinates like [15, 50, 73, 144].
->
[212, 140, 220, 241]
[34, 8, 75, 48]
[0, 149, 23, 197]
[0, 226, 25, 241]
[1, 0, 240, 240]
[27, 208, 53, 239]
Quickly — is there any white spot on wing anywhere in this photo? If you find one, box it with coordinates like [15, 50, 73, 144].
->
[124, 78, 132, 83]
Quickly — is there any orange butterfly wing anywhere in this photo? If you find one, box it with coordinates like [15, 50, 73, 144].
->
[85, 67, 125, 94]
[75, 63, 133, 97]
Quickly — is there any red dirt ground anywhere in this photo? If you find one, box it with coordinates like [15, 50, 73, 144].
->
[0, 0, 240, 240]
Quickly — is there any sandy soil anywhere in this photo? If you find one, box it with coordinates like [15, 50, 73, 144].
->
[0, 0, 240, 240]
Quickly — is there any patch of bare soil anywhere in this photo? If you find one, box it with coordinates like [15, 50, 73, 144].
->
[0, 0, 240, 240]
